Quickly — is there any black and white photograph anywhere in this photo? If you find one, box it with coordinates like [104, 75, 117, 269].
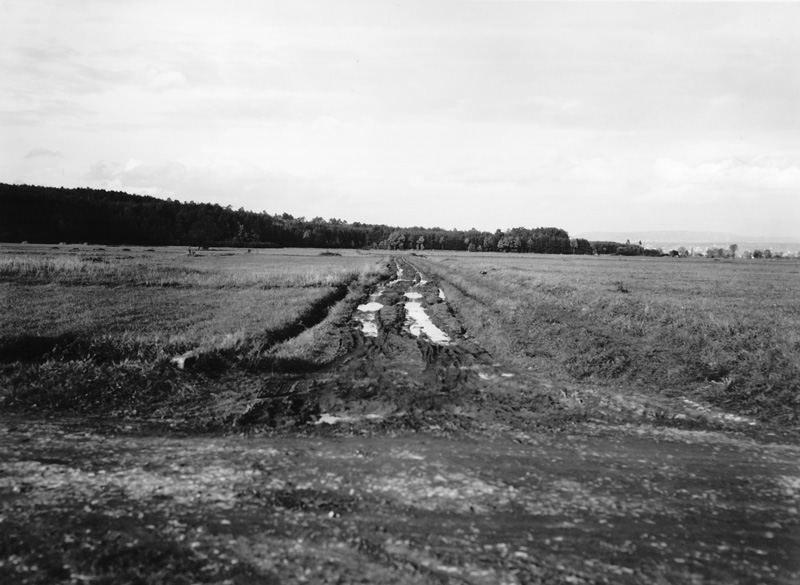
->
[1, 1, 799, 583]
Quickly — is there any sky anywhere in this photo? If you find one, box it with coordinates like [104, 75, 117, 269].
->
[2, 0, 799, 238]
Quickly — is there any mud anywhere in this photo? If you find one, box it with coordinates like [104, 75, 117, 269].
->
[304, 258, 543, 430]
[2, 418, 798, 584]
[2, 257, 799, 584]
[291, 258, 773, 436]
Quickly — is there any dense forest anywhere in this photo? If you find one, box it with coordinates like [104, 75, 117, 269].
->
[1, 183, 635, 255]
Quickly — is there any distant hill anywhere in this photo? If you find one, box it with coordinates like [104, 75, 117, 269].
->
[577, 230, 800, 251]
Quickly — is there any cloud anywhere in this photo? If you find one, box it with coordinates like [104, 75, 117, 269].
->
[3, 2, 800, 238]
[654, 155, 800, 193]
[82, 154, 311, 210]
[0, 97, 93, 127]
[124, 159, 142, 172]
[24, 148, 62, 159]
[143, 66, 187, 90]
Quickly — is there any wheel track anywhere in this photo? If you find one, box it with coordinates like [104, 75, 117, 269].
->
[253, 256, 572, 433]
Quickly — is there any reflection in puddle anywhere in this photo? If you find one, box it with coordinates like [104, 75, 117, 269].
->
[316, 413, 384, 425]
[404, 292, 450, 345]
[389, 261, 408, 285]
[356, 293, 384, 338]
[477, 371, 513, 380]
[681, 398, 757, 426]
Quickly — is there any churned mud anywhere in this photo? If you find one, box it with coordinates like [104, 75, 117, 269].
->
[2, 418, 798, 584]
[2, 257, 799, 584]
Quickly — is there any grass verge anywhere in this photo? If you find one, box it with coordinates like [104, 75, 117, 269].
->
[0, 248, 391, 428]
[413, 254, 800, 426]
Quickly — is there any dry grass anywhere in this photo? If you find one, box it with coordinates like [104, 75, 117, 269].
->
[267, 288, 361, 366]
[413, 253, 800, 425]
[0, 283, 339, 353]
[0, 251, 379, 289]
[0, 245, 389, 424]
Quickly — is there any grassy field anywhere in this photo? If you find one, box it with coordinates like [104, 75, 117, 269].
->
[412, 252, 800, 425]
[0, 244, 389, 423]
[2, 246, 800, 584]
[2, 245, 798, 426]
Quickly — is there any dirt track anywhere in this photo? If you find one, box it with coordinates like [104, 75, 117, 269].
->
[2, 257, 799, 584]
[266, 257, 583, 433]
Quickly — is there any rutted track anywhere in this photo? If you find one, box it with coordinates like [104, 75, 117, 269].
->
[254, 256, 756, 434]
[255, 283, 350, 352]
[3, 256, 800, 584]
[274, 256, 570, 433]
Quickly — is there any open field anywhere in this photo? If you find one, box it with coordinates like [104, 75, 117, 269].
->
[1, 245, 387, 419]
[413, 252, 800, 425]
[1, 245, 799, 584]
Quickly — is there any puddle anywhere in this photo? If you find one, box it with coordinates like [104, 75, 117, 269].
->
[681, 398, 757, 426]
[388, 261, 409, 285]
[438, 288, 446, 300]
[315, 413, 384, 425]
[476, 368, 513, 381]
[404, 293, 451, 345]
[356, 295, 384, 338]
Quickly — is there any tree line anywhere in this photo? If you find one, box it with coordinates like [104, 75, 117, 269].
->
[2, 183, 633, 254]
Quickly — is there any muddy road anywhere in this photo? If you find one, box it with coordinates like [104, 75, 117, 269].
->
[2, 257, 799, 584]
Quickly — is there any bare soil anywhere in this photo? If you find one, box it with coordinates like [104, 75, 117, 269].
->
[2, 257, 799, 584]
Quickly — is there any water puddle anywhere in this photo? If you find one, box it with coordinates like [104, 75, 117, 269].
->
[388, 261, 409, 285]
[438, 288, 446, 300]
[315, 413, 385, 425]
[680, 398, 757, 426]
[404, 292, 451, 345]
[356, 292, 384, 338]
[477, 370, 514, 381]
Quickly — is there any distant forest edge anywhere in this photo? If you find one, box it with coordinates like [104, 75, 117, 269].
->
[1, 183, 648, 255]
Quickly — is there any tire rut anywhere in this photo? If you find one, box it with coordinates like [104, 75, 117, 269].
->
[263, 257, 571, 433]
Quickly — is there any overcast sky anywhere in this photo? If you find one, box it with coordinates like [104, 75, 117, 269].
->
[2, 1, 799, 237]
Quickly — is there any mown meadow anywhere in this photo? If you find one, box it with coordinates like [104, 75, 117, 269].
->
[413, 252, 800, 427]
[2, 244, 798, 430]
[2, 245, 800, 585]
[0, 245, 388, 425]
